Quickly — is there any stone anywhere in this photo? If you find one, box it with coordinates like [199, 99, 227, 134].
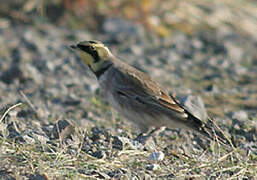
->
[148, 151, 165, 162]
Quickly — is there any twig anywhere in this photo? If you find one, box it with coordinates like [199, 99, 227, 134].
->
[20, 91, 37, 112]
[0, 103, 23, 123]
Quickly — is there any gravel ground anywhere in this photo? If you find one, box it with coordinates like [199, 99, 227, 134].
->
[0, 19, 256, 179]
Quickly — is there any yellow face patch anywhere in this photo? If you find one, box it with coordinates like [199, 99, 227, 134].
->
[79, 50, 105, 72]
[79, 51, 94, 66]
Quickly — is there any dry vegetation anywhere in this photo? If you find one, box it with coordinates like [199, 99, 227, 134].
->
[0, 102, 256, 179]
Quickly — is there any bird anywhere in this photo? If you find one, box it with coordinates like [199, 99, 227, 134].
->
[70, 40, 228, 144]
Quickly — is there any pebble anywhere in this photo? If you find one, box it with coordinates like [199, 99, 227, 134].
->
[148, 151, 165, 162]
[232, 111, 248, 121]
[51, 119, 75, 140]
[146, 164, 161, 171]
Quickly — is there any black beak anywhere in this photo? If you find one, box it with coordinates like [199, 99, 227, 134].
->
[70, 45, 77, 49]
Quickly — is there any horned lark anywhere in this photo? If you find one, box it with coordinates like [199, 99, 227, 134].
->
[70, 40, 227, 143]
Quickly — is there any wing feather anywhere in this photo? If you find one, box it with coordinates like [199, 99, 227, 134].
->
[158, 92, 185, 113]
[113, 62, 187, 117]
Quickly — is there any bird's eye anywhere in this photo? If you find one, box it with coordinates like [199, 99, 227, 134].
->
[90, 46, 96, 51]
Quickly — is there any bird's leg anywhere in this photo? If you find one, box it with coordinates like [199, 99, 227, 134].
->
[134, 132, 149, 144]
[135, 126, 166, 145]
[148, 126, 166, 136]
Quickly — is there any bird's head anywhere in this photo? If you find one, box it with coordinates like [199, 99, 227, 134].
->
[70, 40, 113, 73]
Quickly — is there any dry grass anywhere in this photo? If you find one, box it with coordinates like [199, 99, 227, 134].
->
[0, 103, 256, 179]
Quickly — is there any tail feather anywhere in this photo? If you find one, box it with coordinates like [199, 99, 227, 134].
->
[186, 111, 230, 145]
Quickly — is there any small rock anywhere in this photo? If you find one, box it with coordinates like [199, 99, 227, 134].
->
[167, 173, 175, 178]
[134, 133, 156, 150]
[148, 151, 165, 162]
[146, 164, 160, 171]
[205, 84, 220, 94]
[63, 97, 81, 106]
[113, 136, 145, 150]
[234, 65, 247, 76]
[33, 133, 49, 144]
[232, 111, 248, 121]
[51, 119, 75, 140]
[112, 136, 123, 150]
[22, 134, 35, 144]
[225, 42, 243, 62]
[90, 127, 110, 142]
[7, 122, 25, 142]
[192, 38, 203, 50]
[107, 168, 126, 178]
[92, 150, 106, 159]
[130, 45, 143, 56]
[234, 124, 241, 130]
[204, 72, 223, 80]
[28, 173, 49, 180]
